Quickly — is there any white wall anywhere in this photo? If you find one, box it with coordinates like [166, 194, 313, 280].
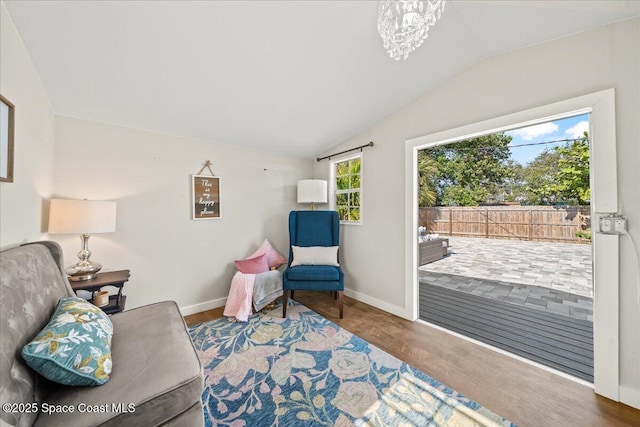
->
[0, 1, 55, 249]
[314, 19, 640, 406]
[53, 116, 311, 313]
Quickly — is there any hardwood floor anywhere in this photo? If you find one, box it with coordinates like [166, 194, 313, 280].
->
[184, 292, 640, 427]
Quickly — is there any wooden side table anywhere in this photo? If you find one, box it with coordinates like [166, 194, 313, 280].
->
[70, 270, 130, 314]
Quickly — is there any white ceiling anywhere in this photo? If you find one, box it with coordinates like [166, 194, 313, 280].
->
[4, 1, 639, 158]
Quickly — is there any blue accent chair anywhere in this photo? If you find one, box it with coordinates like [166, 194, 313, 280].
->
[283, 210, 344, 318]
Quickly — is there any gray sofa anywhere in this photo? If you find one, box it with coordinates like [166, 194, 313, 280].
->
[0, 242, 204, 426]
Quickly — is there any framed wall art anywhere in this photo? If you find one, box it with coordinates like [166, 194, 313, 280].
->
[192, 174, 221, 220]
[0, 94, 15, 183]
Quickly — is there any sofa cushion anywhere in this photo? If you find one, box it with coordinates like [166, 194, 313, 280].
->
[285, 265, 341, 281]
[22, 297, 114, 386]
[33, 301, 204, 427]
[0, 243, 75, 427]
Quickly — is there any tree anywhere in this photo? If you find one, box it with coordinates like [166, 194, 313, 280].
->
[423, 133, 513, 206]
[521, 149, 561, 204]
[494, 160, 527, 203]
[551, 132, 590, 205]
[418, 130, 590, 207]
[417, 151, 438, 207]
[519, 132, 590, 206]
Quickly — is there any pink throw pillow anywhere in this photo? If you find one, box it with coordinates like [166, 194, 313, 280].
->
[248, 239, 286, 269]
[235, 254, 269, 274]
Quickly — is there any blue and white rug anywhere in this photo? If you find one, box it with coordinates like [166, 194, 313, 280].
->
[189, 301, 516, 426]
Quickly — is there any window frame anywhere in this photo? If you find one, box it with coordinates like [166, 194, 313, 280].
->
[330, 152, 363, 225]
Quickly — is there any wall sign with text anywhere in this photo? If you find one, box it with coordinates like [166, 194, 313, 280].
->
[192, 175, 221, 220]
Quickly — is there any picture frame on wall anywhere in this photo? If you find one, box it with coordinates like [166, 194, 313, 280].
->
[0, 95, 15, 183]
[192, 174, 221, 220]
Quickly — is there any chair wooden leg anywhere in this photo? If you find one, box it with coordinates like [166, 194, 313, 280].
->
[283, 290, 289, 318]
[337, 291, 343, 319]
[290, 290, 295, 300]
[333, 291, 337, 300]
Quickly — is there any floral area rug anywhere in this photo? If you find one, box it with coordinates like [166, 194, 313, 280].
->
[188, 301, 516, 427]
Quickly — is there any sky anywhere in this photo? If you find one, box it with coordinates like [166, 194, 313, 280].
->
[506, 113, 589, 165]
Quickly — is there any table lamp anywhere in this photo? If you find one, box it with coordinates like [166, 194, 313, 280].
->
[297, 180, 327, 210]
[48, 199, 117, 281]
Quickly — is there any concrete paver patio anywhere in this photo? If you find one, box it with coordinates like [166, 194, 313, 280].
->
[418, 237, 593, 321]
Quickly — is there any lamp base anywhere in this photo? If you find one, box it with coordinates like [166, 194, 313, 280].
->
[66, 261, 102, 281]
[68, 273, 98, 282]
[66, 233, 103, 281]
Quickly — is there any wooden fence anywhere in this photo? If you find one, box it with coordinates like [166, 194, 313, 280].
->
[419, 206, 591, 244]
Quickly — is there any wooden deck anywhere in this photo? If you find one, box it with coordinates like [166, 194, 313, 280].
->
[419, 281, 593, 382]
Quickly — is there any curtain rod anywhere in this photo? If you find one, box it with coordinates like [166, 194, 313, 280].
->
[316, 141, 374, 162]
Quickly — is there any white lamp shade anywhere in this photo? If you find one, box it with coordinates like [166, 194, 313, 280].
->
[49, 199, 117, 234]
[297, 180, 327, 204]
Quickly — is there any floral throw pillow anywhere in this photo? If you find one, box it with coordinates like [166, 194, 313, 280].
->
[22, 297, 113, 386]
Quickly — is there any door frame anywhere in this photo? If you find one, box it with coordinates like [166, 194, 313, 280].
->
[404, 89, 619, 400]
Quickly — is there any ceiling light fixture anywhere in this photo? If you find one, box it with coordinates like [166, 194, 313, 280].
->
[377, 0, 446, 61]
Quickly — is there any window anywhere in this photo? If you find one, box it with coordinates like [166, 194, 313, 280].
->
[332, 155, 362, 224]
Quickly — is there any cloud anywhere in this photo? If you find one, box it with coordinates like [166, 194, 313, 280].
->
[565, 120, 589, 139]
[507, 122, 559, 141]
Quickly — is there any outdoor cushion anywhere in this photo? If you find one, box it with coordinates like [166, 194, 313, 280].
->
[34, 301, 203, 427]
[285, 265, 340, 282]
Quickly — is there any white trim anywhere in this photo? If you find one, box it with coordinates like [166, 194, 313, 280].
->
[344, 286, 410, 319]
[405, 89, 619, 401]
[405, 143, 419, 320]
[180, 296, 227, 316]
[416, 319, 594, 388]
[619, 385, 640, 410]
[327, 151, 363, 163]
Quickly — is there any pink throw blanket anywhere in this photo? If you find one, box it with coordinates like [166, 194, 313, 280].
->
[223, 272, 256, 322]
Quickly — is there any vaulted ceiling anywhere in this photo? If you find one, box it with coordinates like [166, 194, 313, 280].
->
[4, 1, 639, 157]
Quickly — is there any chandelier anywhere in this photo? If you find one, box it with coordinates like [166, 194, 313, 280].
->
[377, 0, 446, 61]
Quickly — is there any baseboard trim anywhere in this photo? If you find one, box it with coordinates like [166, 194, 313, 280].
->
[619, 385, 640, 410]
[179, 290, 410, 319]
[180, 297, 227, 316]
[344, 287, 410, 320]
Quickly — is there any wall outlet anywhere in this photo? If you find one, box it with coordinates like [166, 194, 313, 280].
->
[600, 217, 613, 233]
[598, 215, 627, 234]
[614, 218, 627, 233]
